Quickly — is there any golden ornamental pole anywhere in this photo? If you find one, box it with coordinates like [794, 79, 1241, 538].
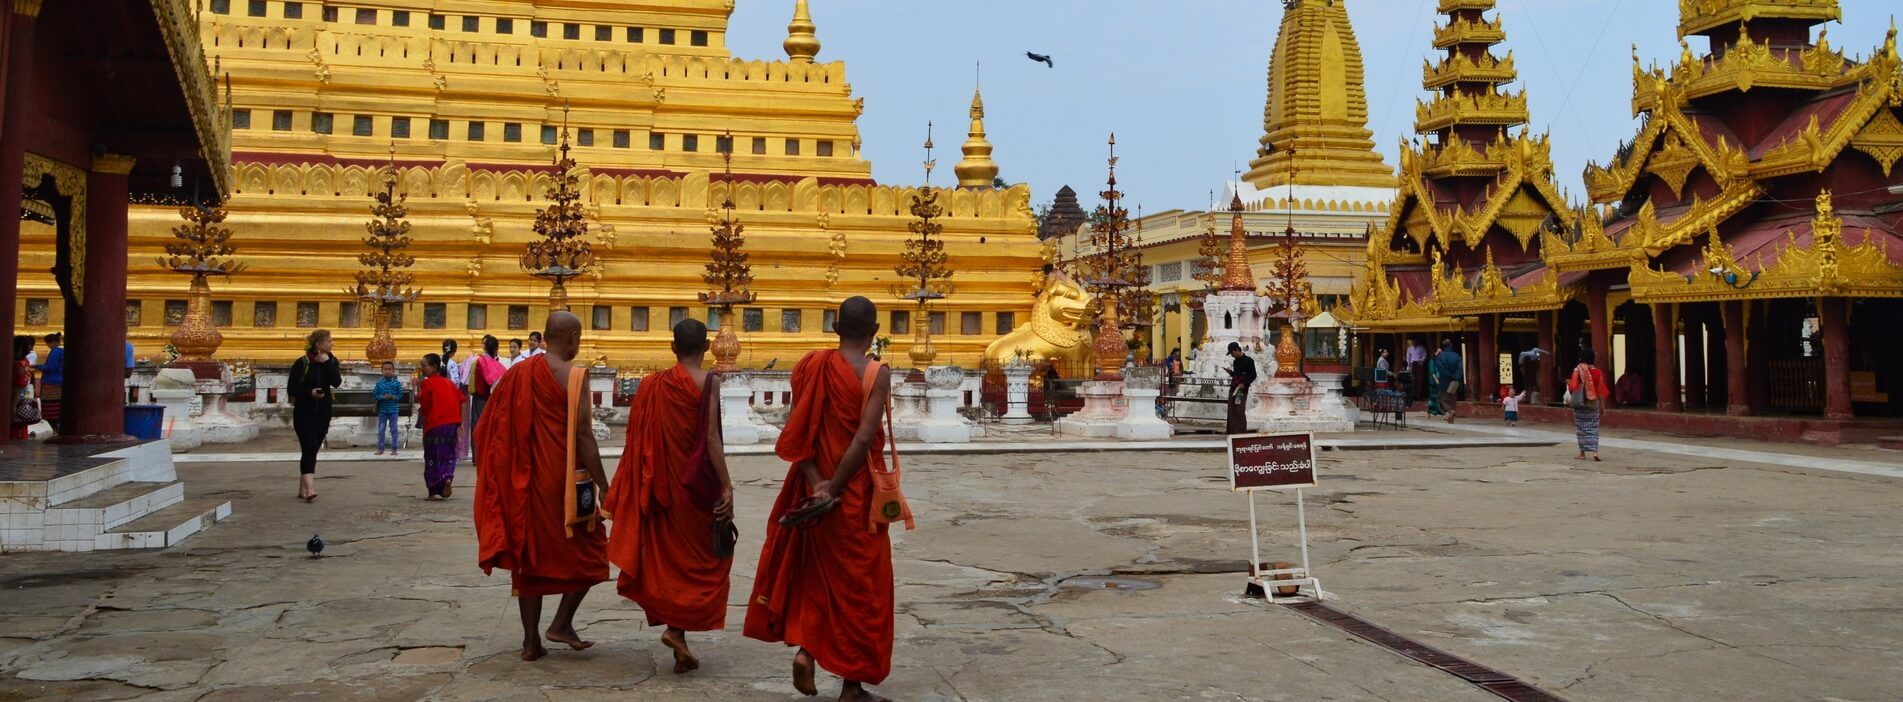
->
[524, 106, 596, 315]
[700, 131, 756, 372]
[893, 123, 951, 368]
[1080, 134, 1139, 379]
[160, 204, 245, 362]
[352, 148, 419, 365]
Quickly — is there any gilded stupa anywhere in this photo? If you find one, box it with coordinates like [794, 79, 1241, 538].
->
[27, 0, 1042, 369]
[1242, 0, 1396, 190]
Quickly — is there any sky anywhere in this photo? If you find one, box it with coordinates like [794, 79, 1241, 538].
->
[726, 0, 1899, 213]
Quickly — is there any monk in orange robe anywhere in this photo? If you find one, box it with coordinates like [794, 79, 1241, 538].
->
[604, 318, 736, 674]
[473, 311, 610, 661]
[744, 296, 896, 702]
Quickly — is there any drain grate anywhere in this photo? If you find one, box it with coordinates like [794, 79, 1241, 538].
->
[1282, 601, 1566, 702]
[1060, 576, 1161, 591]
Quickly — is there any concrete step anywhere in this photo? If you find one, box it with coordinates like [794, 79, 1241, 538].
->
[95, 499, 231, 551]
[43, 481, 184, 543]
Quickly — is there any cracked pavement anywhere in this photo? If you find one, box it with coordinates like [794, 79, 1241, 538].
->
[2, 433, 1900, 700]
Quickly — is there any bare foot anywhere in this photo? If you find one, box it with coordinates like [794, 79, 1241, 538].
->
[545, 626, 593, 650]
[521, 640, 548, 661]
[793, 649, 818, 696]
[441, 482, 453, 498]
[840, 682, 890, 702]
[1592, 454, 1602, 462]
[661, 628, 699, 673]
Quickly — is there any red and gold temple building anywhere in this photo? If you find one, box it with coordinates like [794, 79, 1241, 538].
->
[0, 0, 230, 446]
[1344, 0, 1903, 441]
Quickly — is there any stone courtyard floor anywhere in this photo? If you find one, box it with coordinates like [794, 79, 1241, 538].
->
[3, 425, 1901, 701]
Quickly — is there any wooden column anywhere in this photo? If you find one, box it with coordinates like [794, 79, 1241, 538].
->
[1477, 314, 1498, 400]
[1536, 310, 1558, 405]
[1819, 297, 1852, 419]
[1681, 304, 1706, 409]
[60, 155, 136, 441]
[1722, 300, 1749, 416]
[1747, 301, 1770, 412]
[0, 0, 42, 447]
[1653, 303, 1679, 412]
[1587, 277, 1612, 378]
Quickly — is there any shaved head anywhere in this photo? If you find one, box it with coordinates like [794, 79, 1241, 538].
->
[544, 311, 583, 361]
[836, 296, 878, 341]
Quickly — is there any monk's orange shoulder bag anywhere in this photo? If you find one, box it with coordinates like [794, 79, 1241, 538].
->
[861, 360, 915, 533]
[562, 365, 600, 537]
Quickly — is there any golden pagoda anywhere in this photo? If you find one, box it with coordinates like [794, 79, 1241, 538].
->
[1242, 0, 1395, 190]
[954, 88, 1000, 189]
[16, 1, 1041, 369]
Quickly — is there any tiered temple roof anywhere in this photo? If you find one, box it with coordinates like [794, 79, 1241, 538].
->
[1562, 0, 1903, 303]
[1340, 0, 1573, 329]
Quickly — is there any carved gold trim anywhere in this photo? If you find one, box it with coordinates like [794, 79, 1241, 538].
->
[1678, 0, 1841, 39]
[149, 0, 231, 198]
[1383, 130, 1572, 251]
[1850, 107, 1903, 177]
[1629, 190, 1903, 303]
[11, 0, 42, 17]
[23, 153, 88, 304]
[91, 154, 138, 176]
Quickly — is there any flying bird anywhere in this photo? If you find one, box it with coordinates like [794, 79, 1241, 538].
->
[306, 534, 325, 557]
[1026, 52, 1054, 68]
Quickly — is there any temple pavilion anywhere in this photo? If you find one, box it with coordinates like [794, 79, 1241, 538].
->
[1344, 0, 1903, 441]
[0, 0, 230, 446]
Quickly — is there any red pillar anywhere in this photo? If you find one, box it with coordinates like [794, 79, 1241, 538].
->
[1477, 314, 1498, 400]
[1747, 301, 1770, 412]
[1587, 278, 1612, 378]
[1722, 300, 1749, 416]
[1536, 310, 1558, 405]
[1819, 298, 1852, 420]
[0, 2, 41, 447]
[60, 154, 135, 441]
[1653, 303, 1680, 412]
[1681, 304, 1706, 409]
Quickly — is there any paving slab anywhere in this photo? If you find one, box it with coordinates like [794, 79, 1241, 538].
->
[1, 427, 1900, 700]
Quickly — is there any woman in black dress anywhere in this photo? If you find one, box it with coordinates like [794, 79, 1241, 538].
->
[289, 329, 342, 502]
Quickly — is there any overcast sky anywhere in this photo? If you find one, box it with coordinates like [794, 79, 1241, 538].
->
[726, 0, 1898, 213]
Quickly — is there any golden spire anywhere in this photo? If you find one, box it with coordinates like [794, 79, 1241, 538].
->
[954, 85, 1000, 189]
[1415, 0, 1527, 136]
[1244, 0, 1394, 189]
[1219, 192, 1255, 291]
[784, 0, 821, 64]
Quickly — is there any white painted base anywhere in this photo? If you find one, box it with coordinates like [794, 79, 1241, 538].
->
[195, 392, 260, 444]
[1058, 380, 1129, 439]
[150, 388, 201, 452]
[1246, 377, 1355, 434]
[720, 376, 781, 445]
[1001, 365, 1034, 424]
[1115, 385, 1174, 440]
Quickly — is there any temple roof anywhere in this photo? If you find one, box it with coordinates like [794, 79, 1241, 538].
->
[1039, 185, 1087, 240]
[1678, 0, 1840, 39]
[1242, 0, 1395, 190]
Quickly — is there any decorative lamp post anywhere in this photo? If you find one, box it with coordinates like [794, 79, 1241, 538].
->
[700, 132, 757, 372]
[159, 204, 245, 361]
[523, 107, 596, 312]
[1078, 134, 1140, 379]
[1262, 152, 1314, 378]
[892, 123, 952, 368]
[349, 150, 420, 364]
[1122, 205, 1157, 361]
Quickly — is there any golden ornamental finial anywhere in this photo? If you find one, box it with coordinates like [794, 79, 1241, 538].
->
[954, 82, 999, 188]
[784, 0, 821, 64]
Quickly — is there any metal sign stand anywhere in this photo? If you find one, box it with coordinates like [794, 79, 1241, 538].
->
[1231, 432, 1327, 603]
[1244, 487, 1324, 602]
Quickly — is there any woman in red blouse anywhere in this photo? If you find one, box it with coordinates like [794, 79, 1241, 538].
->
[1567, 346, 1612, 461]
[416, 353, 467, 499]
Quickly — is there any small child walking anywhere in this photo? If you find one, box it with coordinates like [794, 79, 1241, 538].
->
[373, 361, 404, 456]
[1501, 385, 1526, 426]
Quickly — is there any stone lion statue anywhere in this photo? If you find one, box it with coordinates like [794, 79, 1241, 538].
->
[984, 269, 1094, 371]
